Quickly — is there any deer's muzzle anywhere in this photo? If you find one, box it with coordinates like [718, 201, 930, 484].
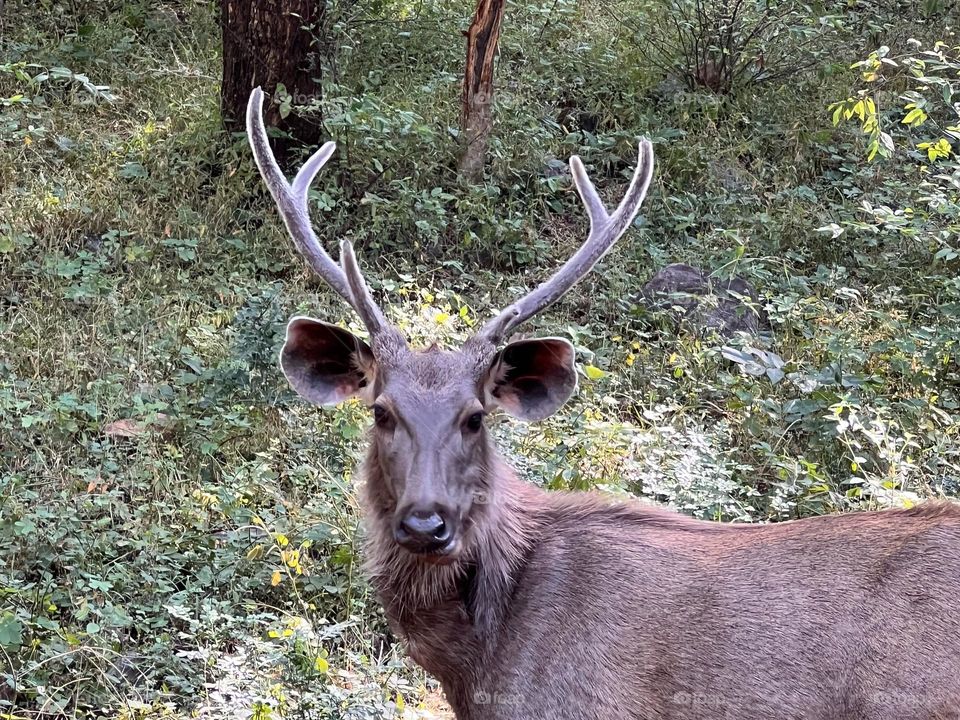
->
[394, 506, 458, 557]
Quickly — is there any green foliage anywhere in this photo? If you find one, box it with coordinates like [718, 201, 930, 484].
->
[1, 0, 958, 718]
[627, 0, 844, 94]
[830, 40, 960, 162]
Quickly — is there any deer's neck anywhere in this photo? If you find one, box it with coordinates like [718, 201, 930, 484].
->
[360, 455, 541, 666]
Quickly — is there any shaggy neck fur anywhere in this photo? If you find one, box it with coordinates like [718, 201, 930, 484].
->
[361, 443, 540, 646]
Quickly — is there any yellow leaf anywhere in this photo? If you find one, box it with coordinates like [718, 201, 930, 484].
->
[246, 544, 265, 561]
[434, 312, 450, 324]
[271, 570, 282, 587]
[395, 693, 405, 712]
[584, 365, 607, 380]
[625, 353, 635, 367]
[831, 103, 843, 126]
[901, 107, 927, 127]
[275, 533, 289, 547]
[314, 656, 329, 673]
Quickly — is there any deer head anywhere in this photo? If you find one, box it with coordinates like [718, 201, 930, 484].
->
[247, 87, 654, 563]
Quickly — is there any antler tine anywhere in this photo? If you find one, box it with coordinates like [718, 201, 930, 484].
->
[339, 240, 386, 335]
[477, 140, 655, 344]
[245, 87, 389, 334]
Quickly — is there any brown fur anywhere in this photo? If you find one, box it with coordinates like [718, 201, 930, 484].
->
[362, 437, 960, 720]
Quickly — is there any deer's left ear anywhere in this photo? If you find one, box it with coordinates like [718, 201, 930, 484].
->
[483, 338, 578, 421]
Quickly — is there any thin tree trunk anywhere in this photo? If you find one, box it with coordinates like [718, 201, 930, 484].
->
[220, 0, 324, 165]
[459, 0, 505, 182]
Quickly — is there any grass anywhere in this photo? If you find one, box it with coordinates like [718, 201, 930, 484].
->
[1, 0, 958, 717]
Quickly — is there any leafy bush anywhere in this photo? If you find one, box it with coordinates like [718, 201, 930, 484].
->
[628, 0, 843, 94]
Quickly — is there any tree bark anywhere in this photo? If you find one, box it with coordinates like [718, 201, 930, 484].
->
[220, 0, 324, 164]
[459, 0, 505, 182]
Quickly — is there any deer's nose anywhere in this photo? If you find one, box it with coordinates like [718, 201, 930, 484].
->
[395, 509, 453, 553]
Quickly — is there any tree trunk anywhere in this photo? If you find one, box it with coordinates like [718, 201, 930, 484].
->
[459, 0, 505, 182]
[220, 0, 324, 164]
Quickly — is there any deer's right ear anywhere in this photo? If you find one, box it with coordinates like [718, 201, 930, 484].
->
[280, 316, 376, 405]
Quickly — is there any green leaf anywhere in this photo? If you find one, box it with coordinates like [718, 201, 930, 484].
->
[0, 613, 23, 649]
[721, 347, 754, 365]
[119, 162, 148, 179]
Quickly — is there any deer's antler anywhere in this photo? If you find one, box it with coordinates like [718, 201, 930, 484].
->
[246, 87, 390, 337]
[475, 140, 655, 344]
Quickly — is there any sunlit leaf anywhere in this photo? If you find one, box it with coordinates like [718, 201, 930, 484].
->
[584, 365, 607, 380]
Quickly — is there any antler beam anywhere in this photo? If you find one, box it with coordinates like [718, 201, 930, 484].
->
[246, 87, 389, 336]
[477, 140, 655, 344]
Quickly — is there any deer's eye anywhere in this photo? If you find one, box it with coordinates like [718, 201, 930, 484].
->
[464, 412, 484, 433]
[373, 404, 390, 427]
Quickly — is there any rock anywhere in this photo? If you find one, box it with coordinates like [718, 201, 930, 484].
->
[542, 157, 569, 179]
[639, 263, 769, 337]
[648, 76, 688, 106]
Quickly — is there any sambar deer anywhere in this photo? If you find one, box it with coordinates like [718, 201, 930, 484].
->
[246, 87, 960, 719]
